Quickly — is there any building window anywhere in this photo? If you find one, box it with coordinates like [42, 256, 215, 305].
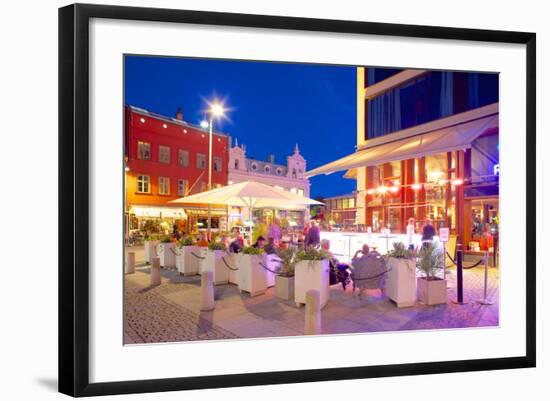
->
[234, 159, 239, 170]
[366, 70, 498, 139]
[137, 141, 151, 160]
[349, 197, 356, 208]
[197, 153, 206, 169]
[264, 165, 271, 173]
[292, 168, 297, 178]
[213, 156, 223, 172]
[178, 149, 189, 167]
[297, 188, 304, 197]
[159, 145, 170, 164]
[290, 188, 297, 194]
[136, 175, 150, 193]
[276, 167, 282, 175]
[177, 179, 188, 196]
[251, 163, 257, 171]
[159, 176, 170, 195]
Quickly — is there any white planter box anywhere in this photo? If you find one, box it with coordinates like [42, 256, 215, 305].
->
[158, 242, 176, 268]
[275, 275, 295, 300]
[294, 259, 330, 308]
[175, 245, 199, 276]
[264, 254, 280, 287]
[417, 277, 447, 305]
[386, 257, 417, 307]
[201, 249, 230, 285]
[237, 254, 268, 296]
[143, 240, 158, 264]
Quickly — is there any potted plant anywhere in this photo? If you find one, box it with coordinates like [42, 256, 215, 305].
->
[385, 242, 417, 308]
[237, 247, 268, 297]
[274, 248, 296, 300]
[143, 234, 158, 264]
[157, 236, 176, 269]
[175, 236, 199, 276]
[416, 243, 447, 305]
[199, 241, 229, 285]
[294, 247, 330, 308]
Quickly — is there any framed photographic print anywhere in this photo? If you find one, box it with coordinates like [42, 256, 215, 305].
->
[58, 3, 536, 397]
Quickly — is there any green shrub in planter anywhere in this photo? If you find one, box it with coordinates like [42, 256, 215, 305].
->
[178, 236, 194, 247]
[278, 248, 296, 277]
[160, 236, 173, 244]
[242, 246, 264, 255]
[417, 243, 444, 280]
[387, 242, 411, 259]
[207, 241, 226, 251]
[295, 247, 329, 262]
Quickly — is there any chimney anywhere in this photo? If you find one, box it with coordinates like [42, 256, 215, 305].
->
[267, 154, 275, 163]
[175, 107, 183, 121]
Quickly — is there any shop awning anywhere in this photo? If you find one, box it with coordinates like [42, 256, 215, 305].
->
[129, 206, 187, 218]
[306, 114, 498, 177]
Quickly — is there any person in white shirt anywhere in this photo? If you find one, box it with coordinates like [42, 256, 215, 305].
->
[406, 217, 416, 251]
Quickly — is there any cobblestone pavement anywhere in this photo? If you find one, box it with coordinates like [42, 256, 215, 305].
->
[124, 256, 499, 344]
[125, 274, 239, 344]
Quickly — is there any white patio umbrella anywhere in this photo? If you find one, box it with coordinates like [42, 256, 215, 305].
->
[169, 181, 322, 228]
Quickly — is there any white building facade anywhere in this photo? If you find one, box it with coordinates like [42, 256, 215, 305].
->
[228, 141, 311, 227]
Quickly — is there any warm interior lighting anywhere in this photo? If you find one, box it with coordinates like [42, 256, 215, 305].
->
[451, 178, 464, 186]
[162, 123, 168, 128]
[140, 117, 145, 123]
[124, 166, 130, 172]
[366, 188, 376, 195]
[389, 186, 399, 194]
[411, 183, 422, 191]
[377, 186, 388, 194]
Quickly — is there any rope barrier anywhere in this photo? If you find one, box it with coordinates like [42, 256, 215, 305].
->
[445, 251, 484, 269]
[221, 257, 240, 271]
[259, 261, 283, 275]
[351, 268, 392, 282]
[191, 252, 205, 260]
[169, 248, 182, 256]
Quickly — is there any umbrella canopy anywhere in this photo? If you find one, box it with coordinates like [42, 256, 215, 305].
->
[169, 181, 322, 209]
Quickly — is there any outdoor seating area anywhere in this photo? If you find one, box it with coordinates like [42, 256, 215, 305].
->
[124, 236, 499, 343]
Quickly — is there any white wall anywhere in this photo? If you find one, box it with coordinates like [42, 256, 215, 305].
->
[1, 0, 547, 400]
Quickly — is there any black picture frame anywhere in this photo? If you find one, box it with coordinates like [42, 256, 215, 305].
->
[59, 3, 536, 397]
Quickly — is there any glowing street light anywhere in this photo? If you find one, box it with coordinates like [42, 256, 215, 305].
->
[205, 99, 229, 235]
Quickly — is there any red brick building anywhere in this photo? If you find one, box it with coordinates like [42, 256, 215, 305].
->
[124, 106, 230, 234]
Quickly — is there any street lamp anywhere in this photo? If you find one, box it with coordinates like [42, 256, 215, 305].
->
[205, 100, 226, 236]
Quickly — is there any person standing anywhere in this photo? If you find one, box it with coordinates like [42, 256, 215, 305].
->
[268, 219, 282, 243]
[305, 220, 320, 248]
[421, 218, 436, 248]
[406, 217, 416, 251]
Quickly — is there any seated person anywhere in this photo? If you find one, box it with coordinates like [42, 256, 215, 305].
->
[252, 236, 266, 249]
[321, 239, 351, 290]
[263, 237, 279, 255]
[197, 232, 209, 247]
[352, 244, 371, 263]
[229, 232, 244, 253]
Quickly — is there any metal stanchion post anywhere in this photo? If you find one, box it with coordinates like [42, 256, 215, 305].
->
[477, 251, 494, 305]
[452, 244, 468, 305]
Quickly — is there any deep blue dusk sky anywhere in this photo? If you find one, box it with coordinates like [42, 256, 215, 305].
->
[124, 56, 357, 198]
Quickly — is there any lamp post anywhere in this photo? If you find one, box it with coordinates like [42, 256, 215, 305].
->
[203, 102, 226, 238]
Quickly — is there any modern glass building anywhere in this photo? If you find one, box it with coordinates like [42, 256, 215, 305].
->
[308, 68, 499, 255]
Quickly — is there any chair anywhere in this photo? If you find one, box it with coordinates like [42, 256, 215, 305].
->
[350, 253, 388, 297]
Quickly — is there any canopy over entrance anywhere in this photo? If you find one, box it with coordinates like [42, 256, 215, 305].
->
[306, 114, 498, 177]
